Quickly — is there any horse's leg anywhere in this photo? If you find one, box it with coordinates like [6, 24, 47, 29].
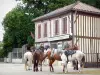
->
[29, 58, 33, 70]
[33, 63, 35, 71]
[25, 60, 28, 71]
[27, 60, 32, 70]
[40, 61, 42, 71]
[33, 60, 36, 72]
[64, 62, 68, 73]
[36, 61, 38, 72]
[49, 60, 54, 72]
[49, 60, 52, 72]
[36, 60, 39, 72]
[81, 56, 85, 71]
[49, 59, 55, 72]
[25, 63, 27, 71]
[63, 65, 65, 72]
[29, 61, 32, 70]
[76, 60, 79, 70]
[51, 64, 54, 72]
[82, 63, 85, 70]
[77, 60, 82, 73]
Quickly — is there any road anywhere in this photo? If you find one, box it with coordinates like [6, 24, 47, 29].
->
[0, 63, 95, 75]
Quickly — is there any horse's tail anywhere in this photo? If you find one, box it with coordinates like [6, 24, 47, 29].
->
[81, 55, 85, 67]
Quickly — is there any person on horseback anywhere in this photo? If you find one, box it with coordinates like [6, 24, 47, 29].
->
[63, 42, 72, 50]
[63, 42, 79, 57]
[30, 46, 35, 52]
[64, 42, 79, 50]
[39, 43, 44, 52]
[27, 45, 32, 52]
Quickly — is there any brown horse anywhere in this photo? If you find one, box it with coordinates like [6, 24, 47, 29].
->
[45, 50, 63, 72]
[33, 50, 47, 72]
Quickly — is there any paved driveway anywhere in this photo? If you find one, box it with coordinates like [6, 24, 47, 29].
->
[0, 63, 98, 75]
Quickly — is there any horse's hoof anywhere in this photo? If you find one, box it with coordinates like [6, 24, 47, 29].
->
[63, 70, 65, 72]
[28, 69, 30, 70]
[33, 70, 35, 72]
[36, 69, 38, 72]
[65, 72, 67, 73]
[50, 70, 54, 72]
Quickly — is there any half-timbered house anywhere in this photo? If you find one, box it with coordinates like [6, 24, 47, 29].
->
[33, 1, 100, 67]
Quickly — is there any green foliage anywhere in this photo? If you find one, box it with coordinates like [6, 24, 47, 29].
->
[0, 42, 4, 57]
[2, 5, 35, 57]
[27, 35, 34, 46]
[22, 0, 100, 14]
[0, 49, 4, 58]
[75, 0, 100, 9]
[22, 0, 75, 14]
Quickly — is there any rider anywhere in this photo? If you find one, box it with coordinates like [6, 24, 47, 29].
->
[64, 43, 79, 50]
[63, 42, 72, 50]
[39, 43, 44, 52]
[30, 46, 35, 52]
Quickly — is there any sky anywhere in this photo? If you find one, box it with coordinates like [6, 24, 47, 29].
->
[0, 0, 19, 41]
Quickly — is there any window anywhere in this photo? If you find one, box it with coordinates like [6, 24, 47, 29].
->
[44, 23, 47, 37]
[55, 20, 59, 35]
[62, 17, 67, 34]
[38, 25, 41, 38]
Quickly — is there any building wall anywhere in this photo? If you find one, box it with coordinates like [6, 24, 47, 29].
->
[35, 13, 72, 43]
[35, 20, 50, 43]
[73, 13, 100, 63]
[35, 12, 100, 66]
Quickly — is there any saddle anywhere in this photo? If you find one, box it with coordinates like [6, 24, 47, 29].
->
[64, 50, 76, 56]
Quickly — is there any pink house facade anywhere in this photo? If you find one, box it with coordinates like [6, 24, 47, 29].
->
[34, 13, 72, 49]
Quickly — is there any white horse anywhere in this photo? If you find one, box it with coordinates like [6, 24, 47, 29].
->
[61, 50, 85, 73]
[24, 51, 33, 70]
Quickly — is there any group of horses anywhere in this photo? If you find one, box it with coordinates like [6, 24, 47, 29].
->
[24, 46, 85, 73]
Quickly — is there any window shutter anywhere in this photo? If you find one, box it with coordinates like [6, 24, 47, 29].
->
[62, 17, 67, 34]
[38, 25, 41, 38]
[44, 23, 47, 37]
[55, 20, 59, 35]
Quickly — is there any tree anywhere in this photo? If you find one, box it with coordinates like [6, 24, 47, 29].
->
[0, 42, 4, 57]
[22, 0, 100, 15]
[2, 5, 35, 57]
[22, 0, 75, 14]
[75, 0, 100, 9]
